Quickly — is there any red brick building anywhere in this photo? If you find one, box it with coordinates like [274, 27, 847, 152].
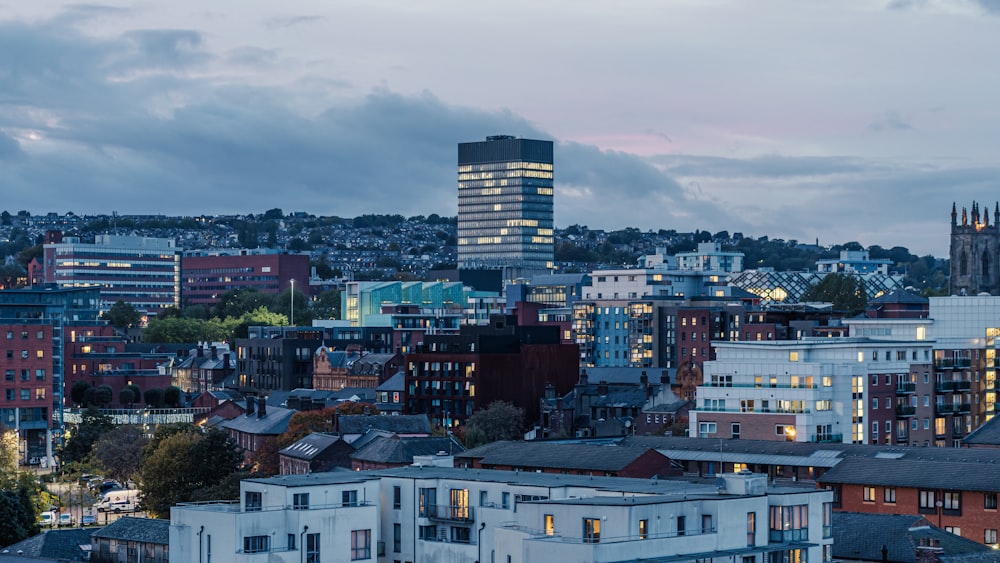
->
[818, 455, 1000, 546]
[181, 252, 309, 307]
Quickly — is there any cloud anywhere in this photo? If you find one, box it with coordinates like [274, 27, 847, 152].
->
[263, 15, 326, 30]
[866, 110, 914, 132]
[119, 30, 209, 70]
[973, 0, 1000, 13]
[0, 131, 23, 160]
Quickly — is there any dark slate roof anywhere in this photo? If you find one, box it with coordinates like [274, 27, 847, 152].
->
[351, 436, 465, 464]
[350, 429, 395, 451]
[217, 405, 295, 436]
[92, 517, 169, 545]
[456, 441, 664, 472]
[832, 512, 988, 563]
[582, 367, 663, 384]
[869, 289, 929, 305]
[590, 387, 652, 409]
[376, 371, 405, 392]
[0, 528, 93, 560]
[818, 456, 1000, 492]
[279, 433, 348, 461]
[331, 388, 377, 402]
[963, 414, 1000, 446]
[339, 414, 431, 435]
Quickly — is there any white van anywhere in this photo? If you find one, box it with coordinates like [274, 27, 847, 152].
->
[39, 510, 57, 526]
[95, 489, 141, 513]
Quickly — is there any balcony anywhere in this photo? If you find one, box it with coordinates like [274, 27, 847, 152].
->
[957, 402, 972, 413]
[934, 358, 972, 369]
[896, 405, 916, 417]
[895, 383, 916, 394]
[425, 504, 475, 523]
[809, 434, 843, 443]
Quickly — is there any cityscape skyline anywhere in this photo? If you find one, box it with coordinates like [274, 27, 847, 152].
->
[4, 2, 1000, 258]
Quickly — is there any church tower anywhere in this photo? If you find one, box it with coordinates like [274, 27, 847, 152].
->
[949, 201, 1000, 295]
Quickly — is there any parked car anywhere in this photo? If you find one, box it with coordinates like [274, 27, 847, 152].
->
[58, 513, 75, 527]
[39, 511, 57, 526]
[95, 489, 141, 513]
[81, 514, 97, 526]
[98, 480, 122, 495]
[78, 473, 101, 486]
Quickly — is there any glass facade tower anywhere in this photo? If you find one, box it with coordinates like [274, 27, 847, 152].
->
[457, 136, 554, 275]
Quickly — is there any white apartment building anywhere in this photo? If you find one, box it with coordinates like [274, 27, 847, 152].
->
[170, 466, 833, 563]
[691, 338, 933, 444]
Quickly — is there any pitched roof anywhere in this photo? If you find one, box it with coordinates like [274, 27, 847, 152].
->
[818, 456, 1000, 492]
[278, 432, 348, 461]
[351, 436, 465, 464]
[963, 414, 1000, 446]
[338, 414, 431, 435]
[869, 289, 929, 305]
[91, 517, 169, 544]
[832, 512, 990, 563]
[217, 405, 296, 436]
[456, 441, 665, 472]
[376, 371, 405, 392]
[0, 528, 93, 561]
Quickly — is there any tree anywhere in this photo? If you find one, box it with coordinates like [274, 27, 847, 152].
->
[139, 427, 242, 518]
[462, 401, 525, 448]
[311, 290, 341, 320]
[164, 386, 183, 408]
[58, 407, 114, 465]
[270, 288, 311, 325]
[91, 426, 149, 484]
[70, 380, 93, 407]
[93, 385, 113, 407]
[215, 288, 272, 320]
[0, 425, 18, 478]
[126, 384, 142, 404]
[102, 300, 142, 330]
[156, 306, 183, 319]
[119, 388, 135, 408]
[801, 273, 868, 314]
[0, 485, 38, 547]
[144, 388, 164, 408]
[230, 307, 288, 340]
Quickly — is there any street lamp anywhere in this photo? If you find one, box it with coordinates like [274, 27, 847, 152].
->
[290, 279, 295, 326]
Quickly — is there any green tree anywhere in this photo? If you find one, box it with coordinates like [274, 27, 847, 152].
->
[126, 384, 142, 404]
[270, 287, 311, 325]
[461, 401, 525, 448]
[230, 307, 288, 339]
[164, 386, 184, 408]
[58, 407, 114, 465]
[119, 388, 135, 408]
[102, 300, 142, 330]
[215, 288, 272, 320]
[801, 273, 868, 314]
[157, 306, 183, 319]
[0, 426, 19, 478]
[138, 427, 242, 517]
[93, 385, 113, 407]
[0, 485, 38, 547]
[70, 380, 93, 407]
[143, 317, 232, 343]
[311, 289, 341, 320]
[91, 426, 149, 484]
[144, 388, 164, 408]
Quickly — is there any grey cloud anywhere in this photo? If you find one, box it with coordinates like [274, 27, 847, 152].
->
[974, 0, 1000, 13]
[225, 47, 279, 68]
[0, 132, 23, 160]
[650, 154, 888, 179]
[119, 30, 209, 69]
[867, 110, 914, 132]
[886, 0, 926, 10]
[264, 15, 326, 30]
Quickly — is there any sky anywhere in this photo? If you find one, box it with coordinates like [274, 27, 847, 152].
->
[3, 1, 1000, 257]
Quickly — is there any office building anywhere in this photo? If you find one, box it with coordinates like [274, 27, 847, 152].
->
[182, 252, 309, 307]
[42, 233, 181, 313]
[169, 465, 833, 563]
[457, 135, 554, 276]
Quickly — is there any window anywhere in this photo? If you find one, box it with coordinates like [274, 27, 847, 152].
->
[287, 534, 296, 551]
[342, 490, 358, 507]
[769, 505, 809, 542]
[747, 512, 756, 546]
[393, 523, 401, 552]
[479, 491, 488, 507]
[243, 535, 270, 554]
[945, 526, 961, 536]
[823, 503, 832, 538]
[293, 493, 309, 510]
[245, 491, 262, 512]
[677, 515, 686, 536]
[451, 527, 471, 543]
[35, 369, 45, 380]
[20, 389, 29, 401]
[305, 533, 320, 563]
[639, 519, 648, 539]
[35, 388, 45, 400]
[418, 488, 436, 516]
[544, 514, 554, 535]
[872, 397, 878, 410]
[918, 490, 935, 510]
[20, 350, 27, 359]
[985, 493, 998, 510]
[863, 487, 876, 503]
[702, 514, 713, 533]
[351, 530, 371, 560]
[583, 518, 601, 543]
[35, 350, 43, 359]
[986, 529, 998, 546]
[501, 492, 510, 509]
[698, 422, 717, 438]
[418, 525, 437, 540]
[393, 486, 401, 509]
[942, 491, 960, 511]
[4, 370, 12, 381]
[884, 488, 896, 504]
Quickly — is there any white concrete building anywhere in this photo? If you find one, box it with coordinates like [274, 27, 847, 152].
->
[170, 466, 832, 563]
[691, 338, 933, 444]
[675, 242, 745, 273]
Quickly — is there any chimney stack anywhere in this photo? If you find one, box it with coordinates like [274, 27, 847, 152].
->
[660, 370, 670, 385]
[245, 396, 255, 416]
[257, 396, 267, 418]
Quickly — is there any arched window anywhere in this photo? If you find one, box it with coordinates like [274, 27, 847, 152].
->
[960, 251, 968, 276]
